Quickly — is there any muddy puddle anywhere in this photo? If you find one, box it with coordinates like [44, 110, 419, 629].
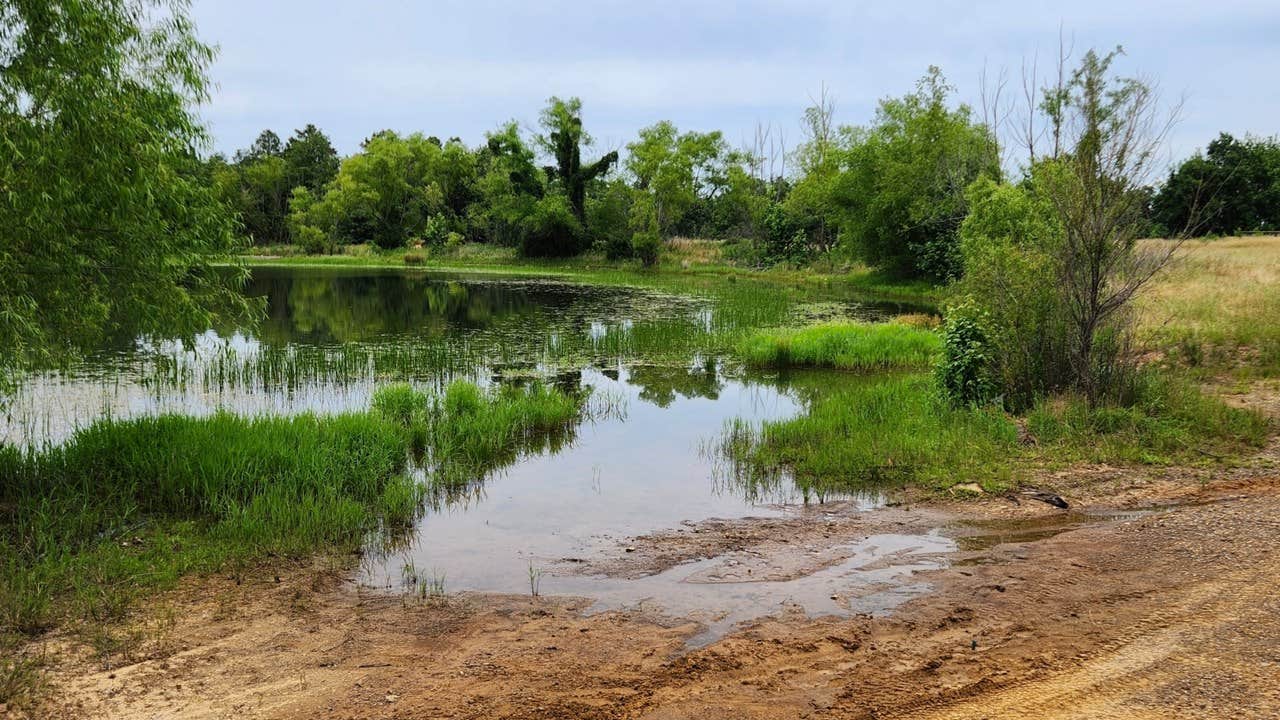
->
[945, 506, 1169, 568]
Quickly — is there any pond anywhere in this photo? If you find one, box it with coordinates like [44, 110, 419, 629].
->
[3, 266, 941, 641]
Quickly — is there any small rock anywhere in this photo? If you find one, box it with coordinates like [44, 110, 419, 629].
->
[385, 693, 398, 703]
[624, 547, 636, 553]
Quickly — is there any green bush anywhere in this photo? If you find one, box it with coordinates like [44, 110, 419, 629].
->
[520, 195, 586, 258]
[945, 175, 1071, 410]
[632, 231, 661, 267]
[295, 224, 330, 255]
[937, 307, 996, 406]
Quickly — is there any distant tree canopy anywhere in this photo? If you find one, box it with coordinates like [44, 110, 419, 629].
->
[1151, 133, 1280, 236]
[830, 68, 999, 280]
[85, 33, 1259, 282]
[0, 0, 253, 375]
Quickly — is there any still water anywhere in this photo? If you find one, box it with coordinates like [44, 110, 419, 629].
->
[4, 267, 947, 640]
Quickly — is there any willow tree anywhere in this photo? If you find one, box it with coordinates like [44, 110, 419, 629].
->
[538, 97, 618, 222]
[0, 0, 253, 378]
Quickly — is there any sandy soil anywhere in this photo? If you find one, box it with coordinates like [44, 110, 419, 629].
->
[13, 383, 1280, 720]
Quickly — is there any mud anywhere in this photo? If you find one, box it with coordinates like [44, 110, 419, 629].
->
[17, 463, 1279, 720]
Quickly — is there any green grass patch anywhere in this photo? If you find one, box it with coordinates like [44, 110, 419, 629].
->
[719, 374, 1018, 498]
[718, 370, 1269, 500]
[1026, 372, 1269, 464]
[0, 381, 586, 644]
[738, 322, 941, 371]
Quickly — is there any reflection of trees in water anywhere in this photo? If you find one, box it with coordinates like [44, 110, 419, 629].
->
[627, 358, 722, 408]
[248, 272, 555, 345]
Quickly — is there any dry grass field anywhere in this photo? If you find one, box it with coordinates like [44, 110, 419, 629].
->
[1138, 235, 1280, 372]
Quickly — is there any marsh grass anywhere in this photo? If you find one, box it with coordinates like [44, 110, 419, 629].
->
[0, 381, 586, 649]
[718, 370, 1269, 497]
[738, 322, 942, 372]
[720, 374, 1017, 495]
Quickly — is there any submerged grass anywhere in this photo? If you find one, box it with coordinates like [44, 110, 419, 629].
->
[738, 322, 941, 372]
[0, 381, 586, 652]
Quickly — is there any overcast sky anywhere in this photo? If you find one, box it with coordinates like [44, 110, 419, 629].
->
[190, 0, 1279, 170]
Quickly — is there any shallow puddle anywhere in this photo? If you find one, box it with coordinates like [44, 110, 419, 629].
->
[951, 507, 1162, 556]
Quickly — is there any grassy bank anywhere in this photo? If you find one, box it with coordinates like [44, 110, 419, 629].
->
[738, 321, 941, 372]
[719, 370, 1268, 499]
[0, 382, 584, 659]
[238, 240, 941, 305]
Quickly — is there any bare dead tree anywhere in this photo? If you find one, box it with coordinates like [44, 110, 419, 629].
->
[1042, 26, 1075, 161]
[978, 59, 1014, 173]
[798, 83, 837, 174]
[1015, 50, 1043, 163]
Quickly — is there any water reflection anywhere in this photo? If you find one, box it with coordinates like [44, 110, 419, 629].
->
[5, 267, 939, 642]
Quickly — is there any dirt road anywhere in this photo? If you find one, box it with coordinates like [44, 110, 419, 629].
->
[21, 456, 1278, 720]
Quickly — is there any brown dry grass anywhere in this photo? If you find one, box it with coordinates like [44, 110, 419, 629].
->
[1137, 235, 1280, 371]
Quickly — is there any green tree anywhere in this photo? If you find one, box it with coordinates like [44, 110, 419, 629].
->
[237, 152, 291, 244]
[538, 97, 618, 224]
[236, 129, 283, 163]
[0, 0, 253, 374]
[282, 124, 340, 194]
[293, 132, 471, 250]
[833, 67, 998, 280]
[472, 121, 544, 246]
[1152, 133, 1280, 235]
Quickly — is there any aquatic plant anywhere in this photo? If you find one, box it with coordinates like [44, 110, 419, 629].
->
[738, 322, 941, 372]
[0, 381, 587, 638]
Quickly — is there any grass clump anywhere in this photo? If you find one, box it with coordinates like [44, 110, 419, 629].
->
[720, 374, 1018, 497]
[0, 411, 413, 635]
[738, 322, 941, 372]
[1, 381, 586, 647]
[720, 370, 1268, 499]
[1026, 371, 1269, 464]
[371, 380, 586, 490]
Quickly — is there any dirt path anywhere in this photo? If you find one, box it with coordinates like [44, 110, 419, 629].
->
[18, 465, 1277, 720]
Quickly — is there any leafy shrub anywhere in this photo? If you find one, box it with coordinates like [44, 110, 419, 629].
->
[519, 195, 586, 258]
[422, 214, 450, 246]
[587, 179, 634, 259]
[295, 224, 330, 255]
[632, 231, 661, 267]
[946, 175, 1070, 410]
[760, 202, 807, 264]
[937, 307, 996, 406]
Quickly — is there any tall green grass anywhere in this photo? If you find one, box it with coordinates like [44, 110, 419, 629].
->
[1026, 372, 1269, 464]
[717, 370, 1269, 500]
[373, 380, 584, 490]
[738, 322, 941, 372]
[0, 381, 586, 641]
[718, 374, 1017, 497]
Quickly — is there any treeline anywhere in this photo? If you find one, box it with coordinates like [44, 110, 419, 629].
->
[201, 75, 1010, 276]
[1152, 133, 1280, 236]
[204, 73, 1277, 279]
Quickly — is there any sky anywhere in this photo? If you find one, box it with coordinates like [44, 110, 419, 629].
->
[190, 0, 1280, 171]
